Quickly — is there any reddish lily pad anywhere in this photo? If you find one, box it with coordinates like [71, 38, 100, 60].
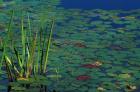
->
[76, 75, 90, 81]
[81, 64, 99, 68]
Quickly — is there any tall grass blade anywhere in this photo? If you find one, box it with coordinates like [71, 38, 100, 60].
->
[34, 33, 40, 75]
[13, 47, 24, 77]
[40, 48, 44, 74]
[4, 57, 13, 82]
[26, 33, 37, 78]
[27, 13, 31, 35]
[27, 13, 32, 42]
[39, 29, 44, 74]
[43, 19, 55, 73]
[5, 55, 20, 75]
[7, 10, 14, 47]
[21, 14, 26, 71]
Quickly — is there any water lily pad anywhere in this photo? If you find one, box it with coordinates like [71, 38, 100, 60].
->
[118, 73, 131, 79]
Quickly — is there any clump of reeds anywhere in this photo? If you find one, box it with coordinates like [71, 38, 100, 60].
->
[1, 10, 55, 91]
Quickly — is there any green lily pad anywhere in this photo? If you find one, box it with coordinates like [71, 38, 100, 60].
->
[118, 73, 131, 79]
[47, 75, 62, 78]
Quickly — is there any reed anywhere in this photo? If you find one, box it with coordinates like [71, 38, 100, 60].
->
[43, 18, 55, 73]
[2, 10, 55, 82]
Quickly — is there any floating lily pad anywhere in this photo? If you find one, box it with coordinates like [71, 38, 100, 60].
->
[118, 73, 131, 79]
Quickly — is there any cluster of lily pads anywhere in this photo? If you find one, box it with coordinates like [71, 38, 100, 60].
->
[45, 9, 140, 92]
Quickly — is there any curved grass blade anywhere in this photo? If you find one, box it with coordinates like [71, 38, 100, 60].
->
[4, 57, 13, 82]
[4, 55, 20, 75]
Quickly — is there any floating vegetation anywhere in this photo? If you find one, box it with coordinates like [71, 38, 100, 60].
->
[76, 75, 90, 81]
[0, 0, 140, 92]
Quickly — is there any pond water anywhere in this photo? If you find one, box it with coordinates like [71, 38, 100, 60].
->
[0, 0, 140, 92]
[61, 0, 140, 10]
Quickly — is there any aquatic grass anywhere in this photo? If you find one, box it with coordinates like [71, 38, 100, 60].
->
[2, 11, 55, 81]
[26, 33, 37, 78]
[4, 55, 13, 82]
[43, 18, 55, 73]
[0, 10, 58, 91]
[7, 10, 14, 48]
[0, 10, 14, 77]
[2, 9, 14, 66]
[27, 13, 32, 41]
[19, 14, 26, 78]
[34, 32, 41, 76]
[39, 30, 45, 74]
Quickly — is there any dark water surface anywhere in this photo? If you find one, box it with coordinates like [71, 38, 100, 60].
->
[61, 0, 140, 10]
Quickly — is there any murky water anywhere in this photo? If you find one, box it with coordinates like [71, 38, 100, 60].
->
[0, 0, 140, 92]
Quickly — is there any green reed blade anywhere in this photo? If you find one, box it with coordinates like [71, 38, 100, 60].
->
[43, 19, 55, 73]
[21, 14, 26, 68]
[34, 33, 40, 75]
[5, 55, 20, 75]
[26, 44, 30, 60]
[27, 13, 32, 42]
[39, 28, 44, 74]
[40, 48, 44, 74]
[25, 44, 30, 76]
[4, 56, 13, 82]
[14, 48, 22, 68]
[7, 10, 14, 47]
[26, 33, 37, 78]
[2, 10, 14, 69]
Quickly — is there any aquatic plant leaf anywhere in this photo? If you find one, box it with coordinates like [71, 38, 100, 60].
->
[5, 55, 20, 75]
[43, 19, 55, 73]
[7, 10, 14, 47]
[21, 14, 26, 70]
[118, 73, 131, 79]
[26, 33, 37, 78]
[47, 74, 62, 78]
[13, 48, 22, 70]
